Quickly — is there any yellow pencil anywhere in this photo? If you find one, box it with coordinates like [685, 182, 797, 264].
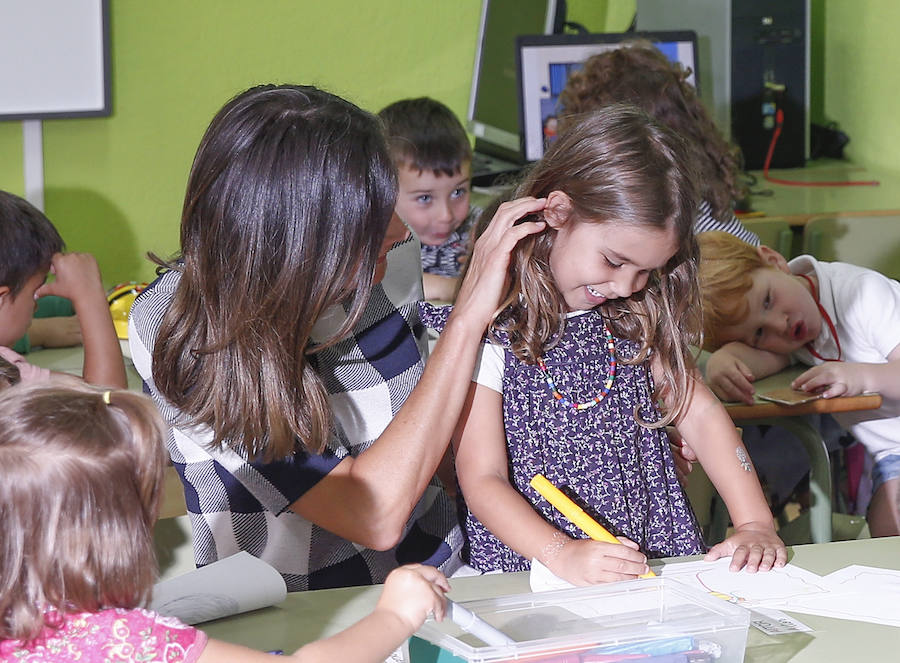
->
[530, 473, 656, 578]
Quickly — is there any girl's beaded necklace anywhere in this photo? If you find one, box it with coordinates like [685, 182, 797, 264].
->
[536, 317, 617, 411]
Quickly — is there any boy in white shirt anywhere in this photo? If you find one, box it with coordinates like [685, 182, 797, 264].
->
[698, 230, 900, 537]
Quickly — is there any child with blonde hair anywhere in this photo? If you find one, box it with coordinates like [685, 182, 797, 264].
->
[698, 230, 900, 536]
[425, 106, 784, 585]
[0, 378, 449, 662]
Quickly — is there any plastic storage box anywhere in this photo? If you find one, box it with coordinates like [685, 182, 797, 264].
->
[408, 577, 750, 663]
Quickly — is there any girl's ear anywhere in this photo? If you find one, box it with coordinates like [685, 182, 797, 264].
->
[543, 190, 574, 230]
[756, 245, 791, 273]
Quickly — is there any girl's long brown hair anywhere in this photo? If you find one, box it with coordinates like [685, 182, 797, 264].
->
[494, 105, 702, 425]
[151, 85, 397, 461]
[558, 41, 745, 223]
[0, 379, 167, 642]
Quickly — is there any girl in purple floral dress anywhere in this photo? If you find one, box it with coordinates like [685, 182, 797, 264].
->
[443, 106, 785, 586]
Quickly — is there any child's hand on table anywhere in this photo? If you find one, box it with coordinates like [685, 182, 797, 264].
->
[375, 564, 450, 632]
[28, 315, 82, 348]
[705, 350, 756, 404]
[792, 361, 871, 399]
[705, 522, 787, 572]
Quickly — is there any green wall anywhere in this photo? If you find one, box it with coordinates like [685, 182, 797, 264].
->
[818, 1, 900, 176]
[1, 1, 897, 285]
[0, 1, 609, 285]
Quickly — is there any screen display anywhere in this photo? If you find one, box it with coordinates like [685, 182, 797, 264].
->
[468, 0, 557, 160]
[517, 31, 699, 162]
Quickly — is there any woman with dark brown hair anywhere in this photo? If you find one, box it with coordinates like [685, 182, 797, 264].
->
[128, 84, 546, 591]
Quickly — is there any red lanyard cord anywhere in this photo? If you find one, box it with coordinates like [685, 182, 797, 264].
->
[798, 273, 842, 361]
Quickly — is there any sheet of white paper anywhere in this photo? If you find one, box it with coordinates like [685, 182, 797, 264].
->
[653, 558, 829, 608]
[150, 551, 287, 624]
[532, 557, 900, 629]
[776, 564, 900, 627]
[532, 557, 829, 609]
[530, 558, 576, 592]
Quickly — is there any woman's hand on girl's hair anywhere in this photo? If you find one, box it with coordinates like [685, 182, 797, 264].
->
[375, 564, 450, 632]
[704, 522, 787, 572]
[547, 536, 650, 585]
[452, 197, 547, 329]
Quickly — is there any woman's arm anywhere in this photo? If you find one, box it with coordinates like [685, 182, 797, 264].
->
[454, 382, 649, 585]
[290, 198, 548, 550]
[671, 366, 787, 572]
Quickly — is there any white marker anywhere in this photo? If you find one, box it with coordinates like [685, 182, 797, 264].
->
[448, 600, 515, 646]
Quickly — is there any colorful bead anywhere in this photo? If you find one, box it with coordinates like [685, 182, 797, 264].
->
[537, 319, 616, 411]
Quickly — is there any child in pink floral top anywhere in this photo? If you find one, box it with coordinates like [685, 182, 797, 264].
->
[0, 378, 450, 663]
[0, 608, 207, 663]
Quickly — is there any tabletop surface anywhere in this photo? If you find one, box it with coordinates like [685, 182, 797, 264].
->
[746, 161, 900, 224]
[26, 342, 143, 390]
[199, 537, 900, 662]
[722, 365, 882, 421]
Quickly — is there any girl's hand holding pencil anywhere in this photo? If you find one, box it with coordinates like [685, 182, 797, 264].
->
[531, 474, 654, 585]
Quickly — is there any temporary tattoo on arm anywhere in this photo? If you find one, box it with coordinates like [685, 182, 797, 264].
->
[736, 447, 752, 472]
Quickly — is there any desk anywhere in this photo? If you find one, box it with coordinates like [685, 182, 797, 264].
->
[199, 537, 900, 661]
[723, 367, 882, 544]
[747, 161, 900, 225]
[25, 342, 143, 391]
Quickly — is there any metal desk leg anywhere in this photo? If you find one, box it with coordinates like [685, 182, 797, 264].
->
[740, 416, 833, 543]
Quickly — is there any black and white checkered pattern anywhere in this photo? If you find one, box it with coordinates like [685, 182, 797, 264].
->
[694, 199, 760, 246]
[130, 235, 462, 591]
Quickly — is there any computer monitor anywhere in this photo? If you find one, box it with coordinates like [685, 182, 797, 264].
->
[468, 0, 560, 174]
[516, 31, 699, 162]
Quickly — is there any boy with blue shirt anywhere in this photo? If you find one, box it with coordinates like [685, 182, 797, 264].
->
[379, 97, 481, 301]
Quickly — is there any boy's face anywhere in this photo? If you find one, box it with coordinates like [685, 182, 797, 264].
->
[395, 161, 471, 246]
[0, 271, 45, 347]
[720, 263, 823, 355]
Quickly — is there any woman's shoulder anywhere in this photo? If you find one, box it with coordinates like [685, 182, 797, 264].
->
[129, 270, 181, 339]
[130, 270, 180, 318]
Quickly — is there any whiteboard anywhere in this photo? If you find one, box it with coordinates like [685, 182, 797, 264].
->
[0, 0, 110, 119]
